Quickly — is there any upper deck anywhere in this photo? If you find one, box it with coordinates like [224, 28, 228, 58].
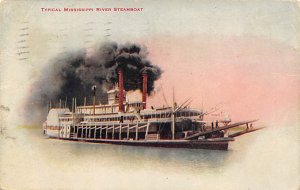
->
[58, 105, 203, 125]
[56, 84, 203, 125]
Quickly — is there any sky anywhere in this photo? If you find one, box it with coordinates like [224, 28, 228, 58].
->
[1, 0, 299, 126]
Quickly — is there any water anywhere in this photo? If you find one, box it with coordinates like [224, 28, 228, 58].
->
[0, 126, 298, 190]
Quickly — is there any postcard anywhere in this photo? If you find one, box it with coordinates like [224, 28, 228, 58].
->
[0, 0, 299, 189]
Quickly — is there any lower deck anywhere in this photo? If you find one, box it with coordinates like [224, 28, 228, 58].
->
[46, 120, 207, 141]
[44, 121, 230, 150]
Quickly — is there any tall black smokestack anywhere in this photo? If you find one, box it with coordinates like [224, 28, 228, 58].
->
[142, 71, 148, 109]
[118, 69, 124, 112]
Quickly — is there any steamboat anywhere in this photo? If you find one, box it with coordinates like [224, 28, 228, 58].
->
[43, 69, 263, 150]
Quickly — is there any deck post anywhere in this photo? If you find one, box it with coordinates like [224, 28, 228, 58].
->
[75, 126, 78, 138]
[135, 122, 139, 140]
[145, 122, 150, 140]
[89, 126, 91, 138]
[89, 127, 91, 138]
[100, 126, 102, 139]
[127, 124, 129, 140]
[105, 125, 108, 139]
[83, 125, 87, 138]
[86, 127, 88, 138]
[112, 124, 115, 139]
[83, 126, 86, 138]
[171, 113, 175, 140]
[77, 126, 80, 138]
[119, 124, 122, 140]
[77, 125, 80, 138]
[94, 125, 97, 139]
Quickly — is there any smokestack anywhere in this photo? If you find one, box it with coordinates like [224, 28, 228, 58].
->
[142, 71, 148, 109]
[118, 69, 124, 112]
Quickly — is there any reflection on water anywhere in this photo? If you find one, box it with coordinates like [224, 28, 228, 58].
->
[69, 141, 232, 170]
[36, 128, 234, 176]
[0, 126, 298, 190]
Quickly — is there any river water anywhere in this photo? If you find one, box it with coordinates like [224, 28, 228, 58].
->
[0, 125, 299, 190]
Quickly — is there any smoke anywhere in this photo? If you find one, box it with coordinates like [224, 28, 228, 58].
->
[25, 41, 162, 123]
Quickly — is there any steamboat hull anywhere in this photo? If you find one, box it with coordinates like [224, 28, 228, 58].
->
[50, 137, 230, 150]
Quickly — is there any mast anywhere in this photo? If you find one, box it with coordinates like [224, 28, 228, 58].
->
[83, 96, 86, 117]
[65, 96, 67, 108]
[75, 97, 77, 112]
[171, 87, 175, 140]
[71, 98, 74, 113]
[92, 85, 96, 116]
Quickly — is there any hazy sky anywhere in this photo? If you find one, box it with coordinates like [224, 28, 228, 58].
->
[0, 0, 299, 125]
[1, 0, 299, 47]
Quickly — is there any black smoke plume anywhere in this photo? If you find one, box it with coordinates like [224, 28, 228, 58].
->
[26, 41, 161, 123]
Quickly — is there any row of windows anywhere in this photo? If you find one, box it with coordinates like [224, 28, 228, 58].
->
[79, 108, 117, 114]
[78, 104, 144, 114]
[60, 118, 73, 122]
[60, 118, 86, 122]
[175, 111, 200, 117]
